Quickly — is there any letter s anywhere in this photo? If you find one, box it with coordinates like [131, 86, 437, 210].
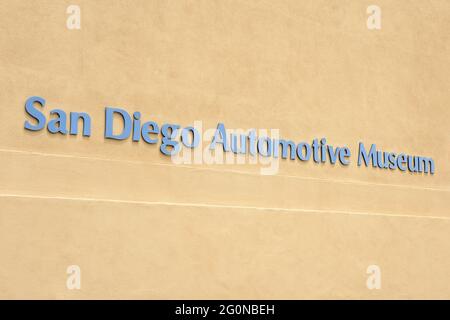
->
[24, 96, 46, 131]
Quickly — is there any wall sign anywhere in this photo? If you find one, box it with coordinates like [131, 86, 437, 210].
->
[23, 96, 435, 174]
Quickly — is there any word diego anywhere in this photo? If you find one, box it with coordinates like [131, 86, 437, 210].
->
[23, 96, 435, 174]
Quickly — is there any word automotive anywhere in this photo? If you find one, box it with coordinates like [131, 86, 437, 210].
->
[23, 96, 435, 174]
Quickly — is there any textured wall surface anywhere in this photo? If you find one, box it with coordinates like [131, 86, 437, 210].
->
[0, 0, 449, 299]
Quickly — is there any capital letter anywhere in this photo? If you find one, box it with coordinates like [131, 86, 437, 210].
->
[209, 123, 229, 151]
[24, 96, 46, 131]
[105, 107, 132, 140]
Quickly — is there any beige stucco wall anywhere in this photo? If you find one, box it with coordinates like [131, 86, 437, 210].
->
[0, 0, 449, 299]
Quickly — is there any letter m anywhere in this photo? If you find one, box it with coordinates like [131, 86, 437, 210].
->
[358, 143, 377, 167]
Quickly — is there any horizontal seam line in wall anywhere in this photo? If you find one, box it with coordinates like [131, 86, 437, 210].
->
[0, 193, 449, 221]
[1, 147, 448, 193]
